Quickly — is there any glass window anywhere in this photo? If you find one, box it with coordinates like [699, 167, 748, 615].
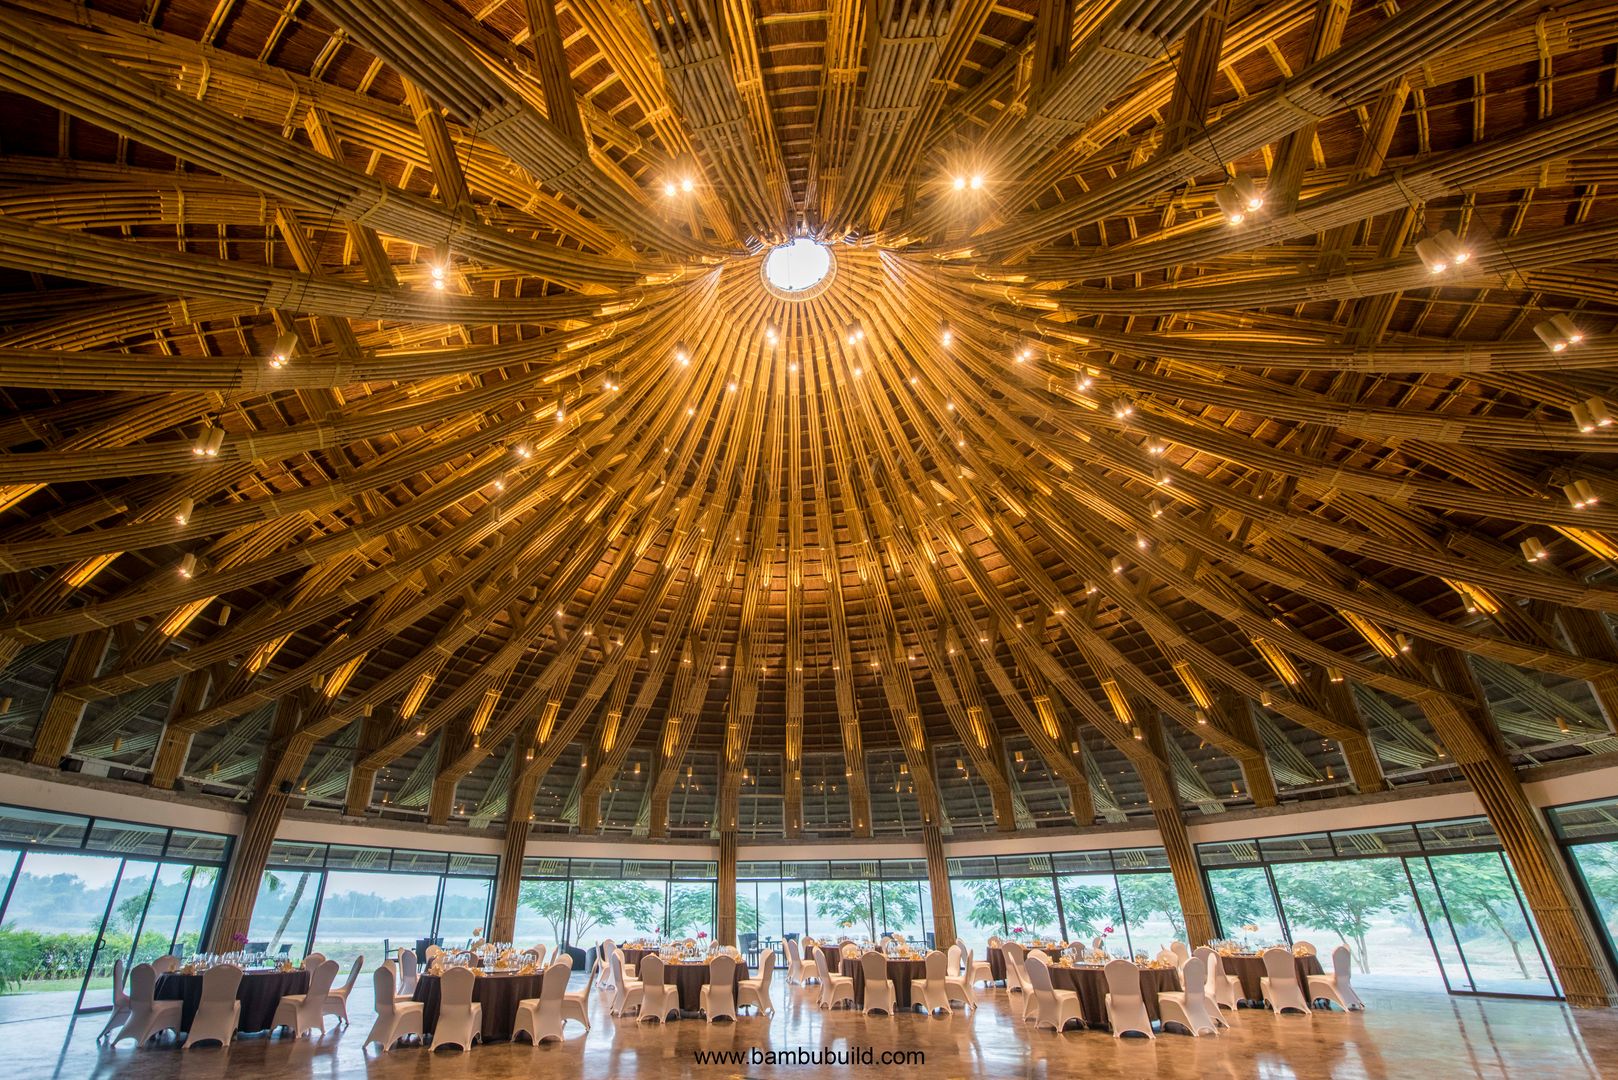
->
[437, 876, 492, 947]
[949, 876, 1005, 948]
[515, 877, 571, 948]
[1055, 872, 1125, 948]
[0, 806, 88, 849]
[994, 872, 1061, 940]
[1115, 872, 1184, 956]
[569, 877, 666, 946]
[0, 851, 123, 1020]
[800, 879, 873, 940]
[1423, 851, 1557, 996]
[668, 880, 716, 939]
[312, 870, 442, 965]
[1566, 841, 1618, 962]
[247, 867, 319, 960]
[1208, 867, 1285, 944]
[1269, 858, 1444, 990]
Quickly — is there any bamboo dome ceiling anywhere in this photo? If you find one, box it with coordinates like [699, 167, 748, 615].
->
[1, 0, 1618, 838]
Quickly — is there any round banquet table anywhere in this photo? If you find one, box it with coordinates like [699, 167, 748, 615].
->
[1218, 953, 1323, 1004]
[413, 970, 547, 1042]
[1045, 965, 1180, 1028]
[986, 945, 1065, 983]
[154, 968, 309, 1034]
[647, 959, 750, 1013]
[621, 946, 656, 973]
[841, 957, 927, 1009]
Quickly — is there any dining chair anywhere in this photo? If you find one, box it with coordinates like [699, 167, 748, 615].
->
[396, 948, 419, 996]
[1259, 947, 1312, 1015]
[699, 953, 738, 1023]
[513, 956, 571, 1043]
[636, 955, 679, 1024]
[946, 947, 977, 1010]
[1307, 944, 1366, 1011]
[1103, 959, 1155, 1039]
[596, 938, 616, 991]
[817, 946, 855, 1009]
[111, 962, 184, 1048]
[611, 948, 644, 1016]
[1158, 956, 1219, 1036]
[323, 954, 364, 1027]
[859, 951, 895, 1016]
[301, 952, 326, 970]
[967, 944, 993, 990]
[364, 964, 424, 1052]
[272, 957, 339, 1038]
[432, 965, 483, 1051]
[563, 954, 596, 1030]
[1193, 946, 1232, 1027]
[1024, 953, 1080, 1033]
[185, 963, 243, 1048]
[1169, 940, 1192, 965]
[911, 949, 952, 1016]
[739, 948, 775, 1016]
[151, 955, 181, 976]
[97, 958, 132, 1043]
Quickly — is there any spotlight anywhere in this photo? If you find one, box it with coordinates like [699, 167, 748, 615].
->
[174, 497, 194, 526]
[1214, 174, 1263, 224]
[1415, 229, 1468, 274]
[1571, 396, 1614, 433]
[969, 175, 984, 190]
[952, 176, 966, 191]
[1521, 536, 1549, 563]
[269, 331, 298, 369]
[178, 553, 198, 578]
[1564, 479, 1599, 509]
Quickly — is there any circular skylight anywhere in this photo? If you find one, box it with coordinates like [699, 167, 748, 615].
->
[762, 238, 834, 297]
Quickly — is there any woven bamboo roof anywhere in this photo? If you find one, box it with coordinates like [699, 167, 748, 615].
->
[1, 0, 1617, 838]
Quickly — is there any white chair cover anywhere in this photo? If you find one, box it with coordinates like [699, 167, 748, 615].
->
[397, 948, 419, 996]
[1308, 944, 1366, 1011]
[739, 948, 776, 1015]
[151, 955, 180, 975]
[700, 954, 738, 1022]
[1157, 956, 1219, 1036]
[364, 964, 424, 1051]
[1024, 953, 1081, 1033]
[324, 954, 364, 1026]
[113, 962, 184, 1047]
[817, 946, 854, 1009]
[636, 955, 680, 1024]
[513, 956, 571, 1043]
[1169, 940, 1192, 965]
[968, 944, 993, 989]
[301, 952, 326, 970]
[946, 947, 978, 1010]
[1154, 948, 1179, 966]
[1103, 959, 1155, 1039]
[597, 938, 616, 990]
[272, 957, 339, 1038]
[97, 958, 132, 1042]
[563, 954, 596, 1030]
[910, 949, 952, 1015]
[859, 951, 896, 1016]
[611, 948, 644, 1016]
[1000, 940, 1029, 994]
[1206, 950, 1242, 1013]
[531, 943, 547, 965]
[185, 963, 243, 1048]
[1192, 946, 1231, 1027]
[432, 965, 483, 1050]
[1259, 946, 1312, 1014]
[1294, 940, 1318, 956]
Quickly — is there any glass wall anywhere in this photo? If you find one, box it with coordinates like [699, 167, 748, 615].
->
[737, 859, 933, 968]
[513, 856, 721, 957]
[1199, 818, 1557, 997]
[255, 840, 496, 964]
[947, 847, 1183, 958]
[0, 806, 230, 1018]
[1548, 798, 1618, 975]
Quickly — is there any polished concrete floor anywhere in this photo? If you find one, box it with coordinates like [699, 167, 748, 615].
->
[17, 976, 1618, 1079]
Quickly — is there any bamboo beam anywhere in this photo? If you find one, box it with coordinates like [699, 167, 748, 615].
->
[1313, 669, 1388, 794]
[1215, 687, 1278, 807]
[1157, 0, 1229, 154]
[1556, 607, 1618, 732]
[29, 630, 111, 767]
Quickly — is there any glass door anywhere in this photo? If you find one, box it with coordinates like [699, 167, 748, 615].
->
[1410, 851, 1558, 997]
[77, 858, 161, 1012]
[0, 850, 124, 1021]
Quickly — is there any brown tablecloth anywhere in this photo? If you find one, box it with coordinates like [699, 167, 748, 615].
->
[645, 960, 750, 1012]
[414, 970, 546, 1041]
[1046, 965, 1180, 1028]
[1218, 954, 1323, 1003]
[840, 958, 928, 1008]
[154, 969, 309, 1033]
[986, 945, 1065, 983]
[621, 947, 655, 973]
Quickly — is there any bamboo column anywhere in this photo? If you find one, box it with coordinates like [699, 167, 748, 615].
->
[208, 696, 309, 950]
[344, 708, 388, 816]
[1313, 670, 1387, 793]
[489, 753, 542, 943]
[716, 831, 738, 947]
[1215, 688, 1278, 807]
[923, 824, 956, 949]
[29, 630, 111, 767]
[1140, 711, 1216, 945]
[150, 668, 210, 789]
[1419, 646, 1617, 1007]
